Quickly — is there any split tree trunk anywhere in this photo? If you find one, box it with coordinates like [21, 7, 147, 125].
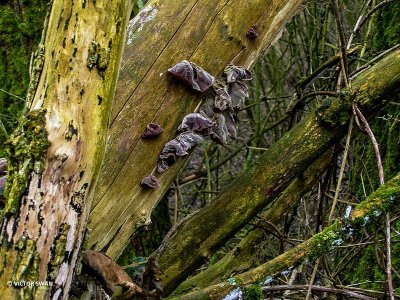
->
[0, 1, 131, 299]
[88, 0, 306, 260]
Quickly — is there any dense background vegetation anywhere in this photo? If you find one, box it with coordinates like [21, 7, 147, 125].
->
[0, 0, 49, 157]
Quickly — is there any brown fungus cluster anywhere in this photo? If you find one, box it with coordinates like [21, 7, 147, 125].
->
[140, 175, 160, 189]
[168, 60, 215, 93]
[140, 62, 252, 188]
[246, 25, 259, 40]
[141, 123, 163, 138]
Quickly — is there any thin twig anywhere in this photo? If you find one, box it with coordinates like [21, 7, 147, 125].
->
[328, 117, 353, 223]
[262, 284, 375, 300]
[305, 259, 320, 300]
[353, 104, 394, 300]
[331, 0, 349, 87]
[350, 44, 400, 80]
[354, 105, 384, 184]
[347, 0, 372, 48]
[0, 88, 26, 102]
[355, 0, 396, 35]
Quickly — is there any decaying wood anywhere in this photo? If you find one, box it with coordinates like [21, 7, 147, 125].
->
[0, 0, 132, 298]
[88, 0, 306, 259]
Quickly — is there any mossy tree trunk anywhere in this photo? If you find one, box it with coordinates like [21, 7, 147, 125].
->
[154, 49, 400, 295]
[0, 0, 132, 298]
[165, 169, 400, 299]
[88, 0, 306, 260]
[174, 150, 333, 293]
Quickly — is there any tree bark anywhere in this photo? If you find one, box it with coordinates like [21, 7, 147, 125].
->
[174, 149, 333, 293]
[153, 49, 400, 295]
[166, 169, 400, 299]
[87, 0, 306, 259]
[0, 1, 132, 299]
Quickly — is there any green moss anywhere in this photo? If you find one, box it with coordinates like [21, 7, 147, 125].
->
[348, 4, 400, 288]
[307, 222, 342, 261]
[315, 89, 354, 128]
[86, 40, 112, 78]
[12, 236, 41, 299]
[244, 284, 263, 300]
[48, 223, 70, 280]
[4, 109, 50, 215]
[344, 246, 385, 291]
[0, 1, 48, 153]
[373, 2, 400, 50]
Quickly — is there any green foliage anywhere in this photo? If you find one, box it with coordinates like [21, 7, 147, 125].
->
[373, 1, 400, 50]
[344, 245, 385, 290]
[0, 0, 48, 155]
[244, 284, 263, 300]
[131, 0, 147, 18]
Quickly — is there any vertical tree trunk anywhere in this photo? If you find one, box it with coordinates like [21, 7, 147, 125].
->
[0, 0, 131, 299]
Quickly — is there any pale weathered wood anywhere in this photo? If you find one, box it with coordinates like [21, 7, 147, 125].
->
[0, 0, 132, 298]
[88, 0, 305, 259]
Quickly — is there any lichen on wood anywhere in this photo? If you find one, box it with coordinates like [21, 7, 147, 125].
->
[3, 109, 49, 215]
[0, 0, 133, 298]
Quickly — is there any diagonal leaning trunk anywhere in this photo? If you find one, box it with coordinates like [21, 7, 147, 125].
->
[0, 0, 132, 299]
[154, 49, 400, 295]
[88, 0, 306, 260]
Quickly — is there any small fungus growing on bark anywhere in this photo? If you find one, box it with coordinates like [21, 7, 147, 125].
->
[161, 132, 203, 157]
[246, 25, 259, 40]
[228, 81, 249, 109]
[178, 113, 214, 135]
[140, 175, 160, 189]
[212, 81, 232, 111]
[157, 132, 203, 173]
[141, 123, 164, 138]
[168, 60, 215, 92]
[224, 65, 253, 83]
[210, 113, 229, 145]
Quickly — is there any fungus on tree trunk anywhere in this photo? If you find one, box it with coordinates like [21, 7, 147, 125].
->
[140, 175, 160, 189]
[141, 123, 164, 139]
[140, 63, 252, 188]
[168, 60, 215, 93]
